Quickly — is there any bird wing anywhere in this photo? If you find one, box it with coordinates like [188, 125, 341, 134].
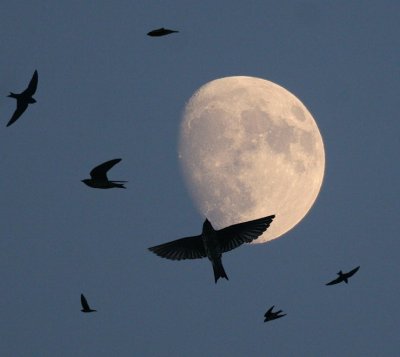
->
[81, 294, 91, 310]
[90, 158, 122, 180]
[6, 101, 29, 127]
[325, 276, 343, 285]
[148, 235, 206, 260]
[216, 215, 275, 253]
[23, 70, 38, 96]
[275, 314, 286, 319]
[264, 306, 274, 317]
[346, 266, 360, 278]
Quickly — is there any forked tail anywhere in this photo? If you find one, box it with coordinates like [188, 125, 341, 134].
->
[111, 181, 127, 189]
[212, 258, 229, 283]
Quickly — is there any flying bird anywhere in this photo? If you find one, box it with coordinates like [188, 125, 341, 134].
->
[325, 266, 360, 286]
[80, 294, 97, 313]
[264, 306, 286, 322]
[82, 158, 127, 189]
[148, 215, 275, 283]
[147, 27, 179, 37]
[6, 70, 38, 127]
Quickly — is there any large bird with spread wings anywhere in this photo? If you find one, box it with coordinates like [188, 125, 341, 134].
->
[149, 215, 275, 283]
[82, 158, 127, 189]
[6, 70, 38, 127]
[326, 266, 360, 286]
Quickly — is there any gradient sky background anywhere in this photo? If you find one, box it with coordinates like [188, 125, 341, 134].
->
[1, 1, 399, 356]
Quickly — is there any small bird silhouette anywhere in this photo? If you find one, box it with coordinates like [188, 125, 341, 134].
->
[80, 294, 97, 313]
[6, 70, 38, 127]
[147, 27, 179, 37]
[264, 306, 286, 322]
[325, 266, 360, 285]
[82, 158, 127, 189]
[148, 215, 275, 283]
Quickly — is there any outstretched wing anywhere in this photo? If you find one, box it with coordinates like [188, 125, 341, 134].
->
[148, 235, 206, 260]
[325, 276, 343, 286]
[7, 102, 28, 127]
[217, 215, 275, 253]
[81, 294, 91, 310]
[275, 313, 286, 319]
[23, 70, 38, 96]
[90, 158, 122, 180]
[346, 266, 360, 278]
[264, 305, 274, 317]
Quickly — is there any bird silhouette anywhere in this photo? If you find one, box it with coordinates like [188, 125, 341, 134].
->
[325, 266, 360, 285]
[82, 158, 127, 189]
[147, 27, 179, 37]
[264, 306, 286, 322]
[6, 70, 38, 127]
[148, 215, 275, 283]
[80, 294, 97, 313]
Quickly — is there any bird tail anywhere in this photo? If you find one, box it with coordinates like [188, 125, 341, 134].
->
[111, 181, 127, 189]
[212, 258, 228, 283]
[8, 92, 18, 98]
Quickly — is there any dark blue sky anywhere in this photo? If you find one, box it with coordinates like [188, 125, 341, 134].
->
[1, 2, 399, 356]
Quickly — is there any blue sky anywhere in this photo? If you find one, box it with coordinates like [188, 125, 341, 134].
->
[0, 1, 399, 356]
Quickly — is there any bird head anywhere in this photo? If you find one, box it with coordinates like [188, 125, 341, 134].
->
[202, 218, 214, 234]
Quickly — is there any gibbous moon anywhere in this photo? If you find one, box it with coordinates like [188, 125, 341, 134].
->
[178, 76, 325, 243]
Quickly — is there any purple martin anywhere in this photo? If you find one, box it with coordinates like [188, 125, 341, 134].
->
[82, 158, 127, 189]
[6, 70, 38, 127]
[264, 306, 286, 322]
[326, 266, 360, 285]
[80, 294, 97, 313]
[148, 215, 275, 283]
[147, 27, 179, 37]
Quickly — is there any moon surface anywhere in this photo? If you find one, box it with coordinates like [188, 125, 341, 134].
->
[178, 76, 325, 243]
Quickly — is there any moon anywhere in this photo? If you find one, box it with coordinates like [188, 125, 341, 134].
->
[178, 76, 325, 243]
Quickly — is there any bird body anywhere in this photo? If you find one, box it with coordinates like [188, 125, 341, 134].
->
[147, 27, 179, 37]
[80, 294, 97, 313]
[82, 158, 126, 189]
[6, 70, 38, 127]
[325, 266, 360, 285]
[148, 215, 275, 283]
[264, 306, 286, 322]
[202, 219, 228, 282]
[81, 179, 127, 189]
[8, 92, 36, 103]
